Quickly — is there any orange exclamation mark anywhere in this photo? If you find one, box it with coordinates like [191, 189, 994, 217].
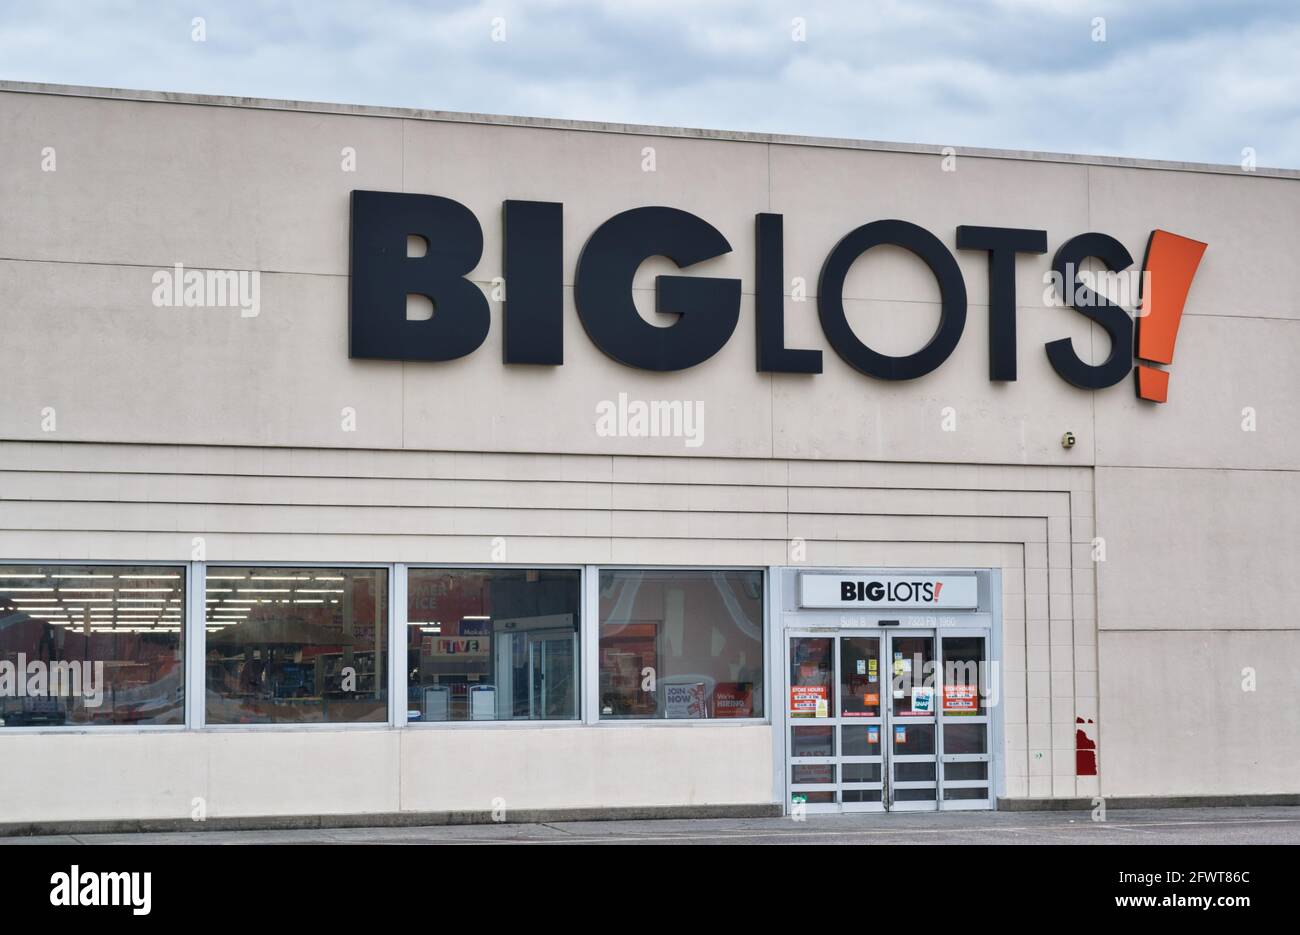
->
[1135, 229, 1207, 402]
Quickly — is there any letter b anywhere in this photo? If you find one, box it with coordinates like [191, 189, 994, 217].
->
[349, 190, 489, 361]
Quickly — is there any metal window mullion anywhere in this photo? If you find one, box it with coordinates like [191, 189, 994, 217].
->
[782, 630, 795, 810]
[767, 565, 783, 809]
[990, 570, 1004, 809]
[937, 631, 947, 807]
[582, 565, 599, 725]
[832, 637, 842, 809]
[186, 561, 206, 729]
[883, 631, 893, 810]
[391, 563, 407, 728]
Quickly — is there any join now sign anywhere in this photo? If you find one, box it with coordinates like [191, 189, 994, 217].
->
[800, 573, 979, 609]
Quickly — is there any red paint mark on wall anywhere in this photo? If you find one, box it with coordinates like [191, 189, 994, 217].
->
[1075, 716, 1097, 776]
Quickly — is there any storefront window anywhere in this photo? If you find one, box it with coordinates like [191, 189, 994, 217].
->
[205, 566, 387, 724]
[0, 564, 185, 727]
[407, 568, 580, 721]
[598, 569, 764, 719]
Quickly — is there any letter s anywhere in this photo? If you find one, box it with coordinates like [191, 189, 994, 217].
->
[1046, 232, 1133, 389]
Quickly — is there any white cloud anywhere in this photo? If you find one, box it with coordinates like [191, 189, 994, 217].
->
[0, 0, 1296, 167]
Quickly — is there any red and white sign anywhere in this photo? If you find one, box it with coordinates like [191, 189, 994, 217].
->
[714, 682, 754, 718]
[942, 684, 979, 713]
[790, 685, 828, 716]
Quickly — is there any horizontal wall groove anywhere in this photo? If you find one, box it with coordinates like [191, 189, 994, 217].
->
[0, 471, 1091, 498]
[0, 482, 1074, 515]
[0, 516, 1055, 540]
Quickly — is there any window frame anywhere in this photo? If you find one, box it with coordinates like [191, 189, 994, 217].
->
[0, 560, 773, 732]
[0, 558, 193, 734]
[587, 564, 770, 727]
[400, 562, 587, 730]
[195, 561, 396, 732]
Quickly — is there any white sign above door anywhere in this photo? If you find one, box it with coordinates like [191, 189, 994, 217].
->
[799, 573, 978, 610]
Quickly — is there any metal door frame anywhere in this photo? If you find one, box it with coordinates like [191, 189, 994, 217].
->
[837, 632, 887, 812]
[785, 629, 852, 814]
[526, 629, 579, 720]
[884, 630, 939, 812]
[784, 626, 996, 813]
[935, 627, 995, 811]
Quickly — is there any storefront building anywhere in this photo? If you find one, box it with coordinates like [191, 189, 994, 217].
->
[1, 82, 1297, 830]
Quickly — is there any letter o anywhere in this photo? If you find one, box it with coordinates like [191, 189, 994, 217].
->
[818, 220, 967, 380]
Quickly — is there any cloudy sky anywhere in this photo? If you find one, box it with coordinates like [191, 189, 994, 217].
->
[2, 0, 1297, 168]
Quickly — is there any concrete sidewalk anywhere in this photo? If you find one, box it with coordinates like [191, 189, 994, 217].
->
[5, 806, 1300, 845]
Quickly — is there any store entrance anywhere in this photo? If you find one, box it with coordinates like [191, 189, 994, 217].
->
[787, 629, 992, 812]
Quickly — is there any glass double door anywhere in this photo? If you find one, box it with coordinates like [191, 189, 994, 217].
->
[787, 629, 992, 812]
[492, 629, 578, 719]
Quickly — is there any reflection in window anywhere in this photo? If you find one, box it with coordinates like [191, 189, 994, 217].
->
[943, 723, 988, 754]
[0, 564, 185, 727]
[204, 566, 387, 724]
[406, 568, 580, 721]
[791, 725, 834, 757]
[840, 636, 881, 717]
[598, 569, 764, 719]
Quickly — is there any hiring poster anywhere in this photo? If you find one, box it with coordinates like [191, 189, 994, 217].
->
[943, 684, 979, 714]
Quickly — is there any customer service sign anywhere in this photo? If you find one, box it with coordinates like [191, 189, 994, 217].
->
[800, 573, 979, 609]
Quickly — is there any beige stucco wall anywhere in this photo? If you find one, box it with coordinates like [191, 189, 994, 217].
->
[0, 724, 775, 823]
[0, 83, 1296, 821]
